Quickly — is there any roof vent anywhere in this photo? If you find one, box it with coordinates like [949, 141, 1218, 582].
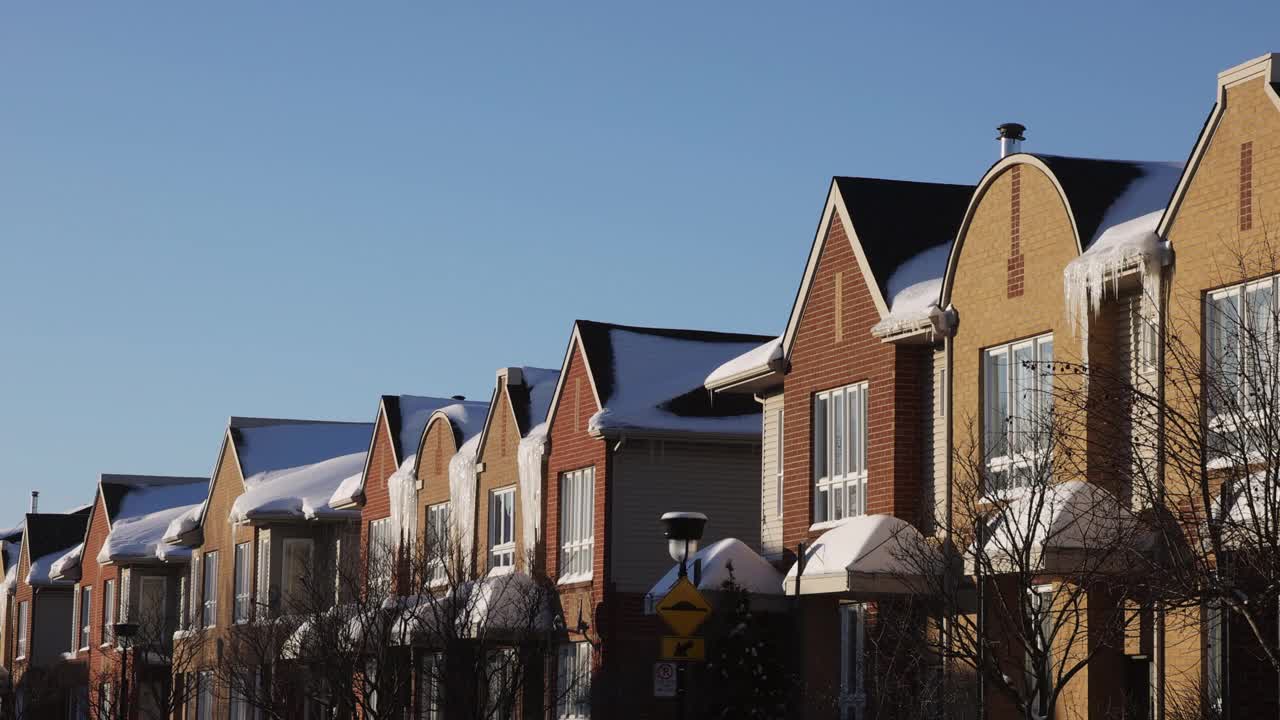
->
[29, 491, 38, 514]
[451, 395, 466, 401]
[997, 123, 1026, 158]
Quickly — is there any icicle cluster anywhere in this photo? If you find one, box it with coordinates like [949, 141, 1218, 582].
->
[387, 454, 418, 549]
[448, 434, 482, 572]
[1063, 210, 1166, 335]
[517, 422, 549, 552]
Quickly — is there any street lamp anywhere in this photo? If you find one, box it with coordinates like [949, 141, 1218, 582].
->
[113, 621, 139, 720]
[660, 512, 707, 580]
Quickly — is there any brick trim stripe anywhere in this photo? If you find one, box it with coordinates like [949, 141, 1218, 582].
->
[1008, 165, 1025, 298]
[1240, 141, 1254, 232]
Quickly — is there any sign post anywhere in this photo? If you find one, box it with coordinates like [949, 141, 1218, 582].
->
[655, 576, 712, 717]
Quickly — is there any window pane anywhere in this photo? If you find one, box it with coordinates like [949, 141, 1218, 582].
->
[985, 350, 1010, 459]
[832, 392, 845, 477]
[814, 396, 828, 480]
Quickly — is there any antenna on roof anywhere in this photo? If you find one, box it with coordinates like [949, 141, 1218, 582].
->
[29, 491, 38, 514]
[997, 122, 1026, 158]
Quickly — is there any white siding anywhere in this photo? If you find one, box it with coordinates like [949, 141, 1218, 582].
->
[609, 439, 763, 593]
[760, 392, 785, 559]
[927, 347, 947, 535]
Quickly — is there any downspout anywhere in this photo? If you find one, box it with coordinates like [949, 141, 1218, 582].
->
[943, 333, 958, 718]
[1157, 246, 1171, 720]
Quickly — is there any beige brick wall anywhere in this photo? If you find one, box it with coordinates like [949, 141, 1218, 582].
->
[415, 416, 458, 541]
[475, 384, 525, 573]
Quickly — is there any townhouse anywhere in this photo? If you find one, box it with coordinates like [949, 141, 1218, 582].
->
[166, 416, 373, 718]
[9, 504, 91, 715]
[53, 473, 206, 719]
[705, 175, 974, 719]
[543, 319, 770, 718]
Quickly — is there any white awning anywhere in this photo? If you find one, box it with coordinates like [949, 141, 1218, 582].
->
[783, 515, 941, 596]
[971, 480, 1138, 575]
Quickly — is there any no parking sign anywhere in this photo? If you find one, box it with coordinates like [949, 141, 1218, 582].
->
[653, 661, 678, 698]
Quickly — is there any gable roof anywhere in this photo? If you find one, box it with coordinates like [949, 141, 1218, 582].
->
[548, 320, 772, 439]
[229, 417, 374, 478]
[421, 400, 490, 458]
[95, 475, 208, 565]
[475, 367, 560, 457]
[782, 177, 975, 357]
[380, 395, 471, 466]
[23, 507, 91, 587]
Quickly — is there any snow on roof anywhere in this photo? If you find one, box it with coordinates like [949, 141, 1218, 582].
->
[1063, 209, 1167, 333]
[580, 322, 770, 437]
[520, 367, 560, 434]
[871, 277, 946, 338]
[98, 478, 208, 564]
[783, 515, 939, 595]
[232, 451, 367, 524]
[32, 542, 81, 585]
[1085, 161, 1183, 247]
[704, 336, 782, 389]
[435, 401, 489, 446]
[647, 538, 783, 600]
[163, 502, 205, 545]
[49, 542, 84, 581]
[231, 418, 373, 478]
[391, 396, 469, 463]
[328, 471, 364, 510]
[1, 563, 15, 595]
[884, 241, 950, 300]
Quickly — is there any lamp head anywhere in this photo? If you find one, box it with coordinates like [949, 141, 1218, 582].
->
[661, 512, 707, 564]
[113, 621, 139, 641]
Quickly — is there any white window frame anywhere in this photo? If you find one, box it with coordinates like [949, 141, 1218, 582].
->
[1025, 584, 1057, 719]
[486, 648, 516, 720]
[839, 603, 867, 720]
[1206, 599, 1226, 712]
[559, 467, 595, 583]
[775, 408, 784, 519]
[281, 537, 314, 614]
[418, 652, 444, 720]
[196, 670, 215, 720]
[983, 334, 1054, 495]
[368, 517, 393, 591]
[489, 487, 516, 569]
[1207, 277, 1279, 455]
[17, 599, 29, 659]
[99, 681, 114, 720]
[79, 585, 92, 651]
[556, 641, 593, 719]
[255, 535, 270, 615]
[813, 382, 869, 524]
[426, 502, 450, 584]
[234, 542, 252, 624]
[139, 575, 167, 633]
[101, 578, 116, 646]
[201, 550, 219, 628]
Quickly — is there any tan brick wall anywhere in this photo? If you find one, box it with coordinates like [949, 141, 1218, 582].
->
[414, 416, 458, 541]
[475, 384, 525, 573]
[75, 493, 121, 683]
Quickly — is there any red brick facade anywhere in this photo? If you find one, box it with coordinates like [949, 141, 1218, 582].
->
[358, 412, 400, 563]
[72, 494, 121, 696]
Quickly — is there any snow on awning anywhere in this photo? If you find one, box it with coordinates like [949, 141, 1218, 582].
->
[37, 543, 83, 585]
[1210, 470, 1280, 549]
[233, 452, 366, 524]
[469, 567, 552, 634]
[871, 277, 953, 340]
[783, 515, 940, 596]
[644, 538, 783, 613]
[703, 337, 783, 391]
[972, 480, 1138, 575]
[99, 479, 208, 565]
[163, 502, 205, 545]
[1063, 209, 1170, 333]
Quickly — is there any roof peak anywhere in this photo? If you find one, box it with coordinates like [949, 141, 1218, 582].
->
[576, 319, 772, 344]
[229, 416, 367, 429]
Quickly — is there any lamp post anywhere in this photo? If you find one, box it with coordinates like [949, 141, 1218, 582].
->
[113, 621, 139, 720]
[660, 512, 707, 581]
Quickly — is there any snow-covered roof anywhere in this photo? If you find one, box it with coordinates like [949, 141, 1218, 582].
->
[646, 538, 782, 602]
[430, 401, 490, 449]
[230, 417, 373, 478]
[21, 508, 90, 587]
[92, 476, 209, 565]
[328, 472, 364, 510]
[385, 396, 472, 464]
[162, 502, 205, 546]
[508, 367, 561, 438]
[973, 480, 1138, 574]
[1063, 209, 1168, 332]
[783, 514, 940, 595]
[233, 451, 367, 524]
[573, 321, 772, 438]
[871, 277, 948, 338]
[48, 542, 83, 581]
[703, 336, 782, 391]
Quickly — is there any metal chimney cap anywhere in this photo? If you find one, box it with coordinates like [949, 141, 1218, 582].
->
[997, 122, 1027, 141]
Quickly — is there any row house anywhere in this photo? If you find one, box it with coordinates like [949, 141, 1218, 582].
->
[544, 319, 770, 718]
[705, 176, 974, 719]
[55, 473, 206, 719]
[166, 416, 373, 718]
[0, 520, 24, 680]
[7, 504, 91, 715]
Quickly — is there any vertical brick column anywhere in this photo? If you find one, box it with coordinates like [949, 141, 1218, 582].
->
[1240, 141, 1254, 232]
[1007, 164, 1024, 298]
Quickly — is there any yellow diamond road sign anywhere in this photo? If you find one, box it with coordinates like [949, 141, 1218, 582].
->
[656, 576, 710, 637]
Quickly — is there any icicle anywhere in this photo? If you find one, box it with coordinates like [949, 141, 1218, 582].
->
[387, 454, 418, 551]
[517, 422, 549, 552]
[448, 435, 482, 573]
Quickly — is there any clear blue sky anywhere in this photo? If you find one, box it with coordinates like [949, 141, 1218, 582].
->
[2, 2, 1276, 520]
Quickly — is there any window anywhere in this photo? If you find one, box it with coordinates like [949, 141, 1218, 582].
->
[1025, 586, 1056, 718]
[814, 382, 869, 523]
[98, 682, 114, 720]
[229, 680, 251, 720]
[559, 468, 595, 581]
[139, 576, 167, 634]
[102, 579, 116, 645]
[775, 408, 784, 518]
[368, 517, 393, 591]
[486, 649, 516, 720]
[202, 550, 219, 628]
[1132, 300, 1159, 375]
[489, 488, 516, 569]
[1207, 277, 1279, 456]
[196, 671, 215, 720]
[426, 502, 450, 583]
[839, 603, 866, 720]
[983, 334, 1054, 493]
[79, 585, 92, 650]
[234, 542, 252, 624]
[16, 600, 29, 658]
[557, 641, 593, 719]
[282, 538, 314, 613]
[418, 652, 444, 720]
[255, 535, 270, 614]
[1206, 600, 1226, 711]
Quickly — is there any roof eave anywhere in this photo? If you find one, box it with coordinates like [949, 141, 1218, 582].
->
[705, 365, 785, 395]
[589, 426, 762, 444]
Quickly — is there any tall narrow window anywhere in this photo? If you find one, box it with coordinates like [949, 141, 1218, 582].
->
[17, 600, 29, 658]
[813, 383, 869, 523]
[557, 641, 593, 719]
[775, 408, 784, 518]
[839, 603, 866, 720]
[983, 334, 1054, 493]
[99, 682, 114, 720]
[559, 467, 595, 581]
[489, 487, 516, 569]
[79, 585, 92, 650]
[368, 517, 393, 591]
[1206, 600, 1226, 711]
[197, 671, 215, 720]
[202, 550, 219, 628]
[486, 649, 516, 720]
[1026, 586, 1057, 719]
[234, 542, 252, 624]
[282, 538, 314, 614]
[1207, 276, 1279, 460]
[255, 535, 270, 615]
[102, 579, 116, 645]
[139, 576, 166, 638]
[426, 502, 451, 583]
[418, 652, 444, 720]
